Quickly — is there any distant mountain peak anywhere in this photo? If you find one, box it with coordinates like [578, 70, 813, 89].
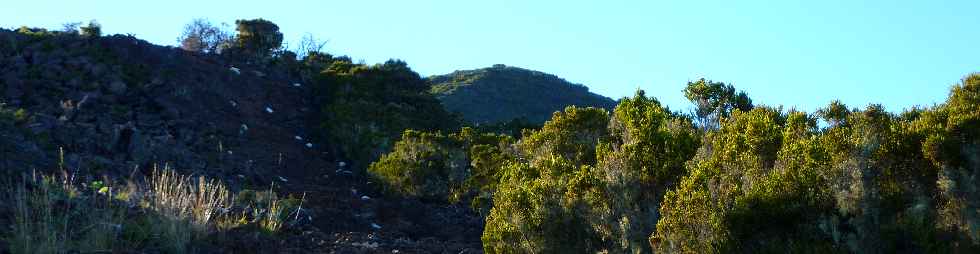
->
[428, 65, 616, 124]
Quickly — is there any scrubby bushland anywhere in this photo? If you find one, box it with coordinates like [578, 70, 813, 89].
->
[652, 74, 980, 253]
[364, 106, 616, 252]
[372, 100, 697, 253]
[370, 73, 980, 253]
[316, 58, 460, 167]
[481, 94, 700, 253]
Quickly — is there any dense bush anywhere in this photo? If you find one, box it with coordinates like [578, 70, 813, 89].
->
[231, 18, 282, 59]
[371, 73, 980, 253]
[591, 91, 700, 252]
[479, 101, 700, 253]
[917, 73, 980, 246]
[482, 156, 606, 253]
[652, 74, 980, 253]
[474, 117, 541, 139]
[368, 128, 514, 205]
[481, 106, 610, 252]
[518, 106, 610, 167]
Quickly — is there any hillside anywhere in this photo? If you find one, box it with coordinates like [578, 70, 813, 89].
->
[0, 26, 479, 253]
[428, 64, 617, 124]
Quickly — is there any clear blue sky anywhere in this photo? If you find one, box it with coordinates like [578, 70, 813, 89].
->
[2, 1, 977, 112]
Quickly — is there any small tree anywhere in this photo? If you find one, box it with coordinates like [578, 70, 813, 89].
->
[177, 18, 232, 54]
[295, 33, 327, 59]
[80, 20, 101, 38]
[683, 78, 753, 129]
[61, 22, 81, 35]
[233, 18, 283, 58]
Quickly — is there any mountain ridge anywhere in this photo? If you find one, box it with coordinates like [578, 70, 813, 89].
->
[428, 64, 617, 124]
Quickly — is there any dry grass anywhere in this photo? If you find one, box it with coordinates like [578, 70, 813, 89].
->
[147, 165, 231, 239]
[1, 166, 298, 254]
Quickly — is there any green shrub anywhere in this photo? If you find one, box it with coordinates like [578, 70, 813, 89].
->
[652, 107, 791, 253]
[369, 130, 467, 201]
[592, 91, 700, 252]
[80, 20, 101, 38]
[232, 18, 282, 58]
[368, 128, 513, 205]
[518, 106, 610, 167]
[482, 106, 612, 253]
[482, 157, 605, 253]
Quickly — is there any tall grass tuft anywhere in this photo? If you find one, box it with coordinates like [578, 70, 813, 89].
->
[147, 165, 231, 238]
[2, 166, 297, 253]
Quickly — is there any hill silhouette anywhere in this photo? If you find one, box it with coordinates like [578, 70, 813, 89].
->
[429, 64, 617, 124]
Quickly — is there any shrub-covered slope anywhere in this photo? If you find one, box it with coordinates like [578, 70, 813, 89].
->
[373, 75, 980, 253]
[429, 64, 617, 124]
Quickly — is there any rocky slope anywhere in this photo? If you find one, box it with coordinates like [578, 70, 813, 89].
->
[428, 64, 617, 124]
[0, 28, 482, 253]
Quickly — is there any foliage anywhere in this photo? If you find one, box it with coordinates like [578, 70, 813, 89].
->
[916, 73, 980, 246]
[232, 18, 283, 59]
[518, 106, 610, 167]
[79, 20, 101, 38]
[482, 157, 605, 253]
[473, 106, 610, 253]
[367, 128, 514, 206]
[652, 75, 980, 253]
[60, 22, 81, 34]
[682, 78, 753, 129]
[592, 90, 700, 252]
[482, 102, 693, 253]
[474, 117, 541, 139]
[652, 107, 795, 253]
[15, 26, 54, 37]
